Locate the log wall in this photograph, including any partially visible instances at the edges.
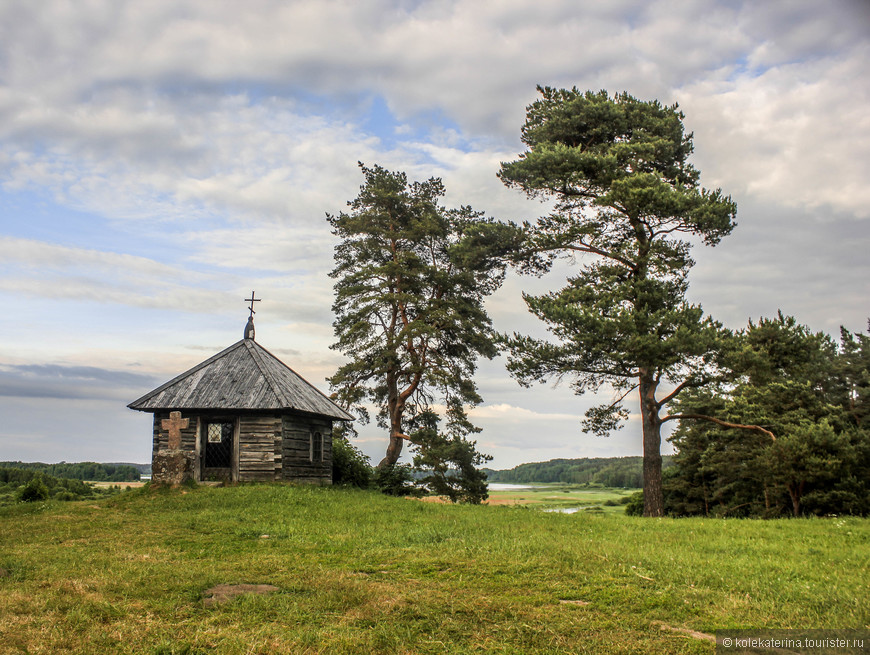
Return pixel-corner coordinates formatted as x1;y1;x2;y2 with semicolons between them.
149;411;333;484
281;415;333;484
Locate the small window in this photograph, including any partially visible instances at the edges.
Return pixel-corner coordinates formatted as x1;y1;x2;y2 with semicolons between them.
310;431;323;463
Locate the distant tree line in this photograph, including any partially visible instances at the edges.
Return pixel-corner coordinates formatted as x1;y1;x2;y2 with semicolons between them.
0;467;123;504
486;456;672;488
0;461;141;482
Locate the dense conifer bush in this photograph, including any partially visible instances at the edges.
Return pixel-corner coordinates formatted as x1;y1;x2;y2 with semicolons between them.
16;477;49;502
331;435;373;488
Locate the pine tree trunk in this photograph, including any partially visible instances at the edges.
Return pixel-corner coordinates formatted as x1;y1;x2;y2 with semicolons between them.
379;369;404;468
639;371;664;517
788;481;803;517
380;433;404;469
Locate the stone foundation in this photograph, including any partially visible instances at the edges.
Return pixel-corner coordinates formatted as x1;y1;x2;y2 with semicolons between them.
152;450;195;485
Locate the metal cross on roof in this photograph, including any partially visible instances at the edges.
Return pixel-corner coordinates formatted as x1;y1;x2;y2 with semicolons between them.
245;291;261;318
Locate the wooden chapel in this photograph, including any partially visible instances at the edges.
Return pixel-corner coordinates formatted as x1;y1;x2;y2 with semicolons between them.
128;294;353;484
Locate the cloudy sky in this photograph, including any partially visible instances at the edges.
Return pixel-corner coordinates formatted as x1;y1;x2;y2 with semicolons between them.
1;0;868;470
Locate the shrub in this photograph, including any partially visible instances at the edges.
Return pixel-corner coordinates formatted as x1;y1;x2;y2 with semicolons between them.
332;435;373;488
624;491;644;516
409;411;491;504
374;463;421;497
17;477;50;503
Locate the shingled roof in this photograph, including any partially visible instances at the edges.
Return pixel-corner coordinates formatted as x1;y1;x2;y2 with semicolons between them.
128;339;353;421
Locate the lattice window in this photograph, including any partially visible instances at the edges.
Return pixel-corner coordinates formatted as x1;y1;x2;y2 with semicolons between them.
208;423;223;443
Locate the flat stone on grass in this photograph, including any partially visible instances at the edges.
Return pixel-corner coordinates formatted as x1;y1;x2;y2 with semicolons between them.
203;583;280;607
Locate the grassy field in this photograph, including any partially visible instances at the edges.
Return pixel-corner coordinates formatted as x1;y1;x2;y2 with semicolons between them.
485;484;635;514
0;484;867;654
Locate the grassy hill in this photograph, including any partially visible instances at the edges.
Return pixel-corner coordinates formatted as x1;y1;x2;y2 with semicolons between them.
0;484;867;654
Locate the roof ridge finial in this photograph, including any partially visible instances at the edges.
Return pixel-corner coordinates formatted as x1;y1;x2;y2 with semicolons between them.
244;290;261;340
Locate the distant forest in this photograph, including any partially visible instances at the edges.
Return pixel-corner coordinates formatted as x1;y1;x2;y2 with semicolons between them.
0;466;128;505
486;457;672;488
0;461;142;482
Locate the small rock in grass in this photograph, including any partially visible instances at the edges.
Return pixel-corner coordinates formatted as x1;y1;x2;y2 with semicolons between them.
203;584;280;607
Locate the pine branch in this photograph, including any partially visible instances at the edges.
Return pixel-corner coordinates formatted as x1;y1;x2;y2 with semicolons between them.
663;413;776;441
656;377;712;409
605;383;639;411
564;242;636;270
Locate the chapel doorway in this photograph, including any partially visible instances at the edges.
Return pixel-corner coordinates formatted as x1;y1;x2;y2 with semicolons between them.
202;420;234;480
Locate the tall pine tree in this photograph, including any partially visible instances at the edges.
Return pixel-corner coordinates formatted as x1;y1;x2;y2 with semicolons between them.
500;87;737;516
328;163;518;470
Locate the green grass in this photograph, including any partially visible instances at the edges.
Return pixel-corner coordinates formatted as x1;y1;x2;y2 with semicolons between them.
0;484;867;654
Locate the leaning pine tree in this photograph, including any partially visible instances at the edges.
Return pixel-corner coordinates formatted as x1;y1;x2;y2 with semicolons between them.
328;164;518;500
499;87;740;517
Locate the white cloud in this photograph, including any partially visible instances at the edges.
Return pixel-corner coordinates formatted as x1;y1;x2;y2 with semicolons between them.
0;93;376;225
0;235;235;311
470;403;579;422
680;49;870;218
686;198;870;335
2;0;866;222
0;363;157;400
738;0;869;68
1;235;176;275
